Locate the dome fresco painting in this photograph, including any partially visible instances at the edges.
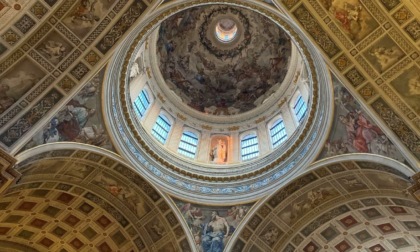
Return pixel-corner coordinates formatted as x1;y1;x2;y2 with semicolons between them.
1;0;419;251
124;4;318;169
156;5;292;115
112;1;333;202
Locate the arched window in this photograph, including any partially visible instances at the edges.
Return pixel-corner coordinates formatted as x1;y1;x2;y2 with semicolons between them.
152;114;171;144
293;94;307;123
178;131;199;158
133;89;150;118
270;118;287;148
241;134;259;161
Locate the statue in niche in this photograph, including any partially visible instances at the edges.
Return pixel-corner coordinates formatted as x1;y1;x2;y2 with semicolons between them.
210;139;227;164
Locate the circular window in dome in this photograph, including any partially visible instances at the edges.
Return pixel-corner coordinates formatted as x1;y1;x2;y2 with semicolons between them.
215;18;238;43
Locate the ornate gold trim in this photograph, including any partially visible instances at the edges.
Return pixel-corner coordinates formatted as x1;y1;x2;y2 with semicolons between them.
408;172;420;202
0;148;20;194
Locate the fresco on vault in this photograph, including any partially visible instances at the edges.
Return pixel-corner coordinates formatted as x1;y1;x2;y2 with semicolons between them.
20;159;67;176
157;242;177;252
22;69;113;151
36;31;74;65
318;75;405;162
62;0;115;38
320;0;379;44
364;172;411;190
0;58;46;114
174;199;254;252
363;35;404;74
278;183;340;227
93;171;151;218
157;5;291;115
390;65;420;115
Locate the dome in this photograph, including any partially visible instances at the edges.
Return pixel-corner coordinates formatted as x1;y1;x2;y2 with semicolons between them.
104;2;333;202
156;5;292;115
2;0;418;251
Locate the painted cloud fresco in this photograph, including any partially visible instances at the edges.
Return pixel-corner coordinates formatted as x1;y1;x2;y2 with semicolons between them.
0;58;46;114
318;75;405;162
363;35;404;74
390;66;420;115
62;0;115;39
174;199;254;252
22;69;113;151
157;5;291;115
321;0;379;44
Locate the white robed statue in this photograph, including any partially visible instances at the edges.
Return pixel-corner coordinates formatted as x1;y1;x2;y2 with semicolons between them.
210;139;227;164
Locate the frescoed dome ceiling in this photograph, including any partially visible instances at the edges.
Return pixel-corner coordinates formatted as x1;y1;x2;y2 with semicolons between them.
111;1;331;202
156;5;292;115
0;0;419;251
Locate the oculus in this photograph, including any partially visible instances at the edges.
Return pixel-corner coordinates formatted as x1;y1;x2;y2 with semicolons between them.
215;18;238;43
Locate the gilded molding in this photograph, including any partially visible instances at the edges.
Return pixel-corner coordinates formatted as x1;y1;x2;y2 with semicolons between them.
0;148;20;195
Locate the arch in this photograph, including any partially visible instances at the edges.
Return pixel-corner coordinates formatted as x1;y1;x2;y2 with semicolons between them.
0;241;38;252
226;156;416;251
11;143;194;252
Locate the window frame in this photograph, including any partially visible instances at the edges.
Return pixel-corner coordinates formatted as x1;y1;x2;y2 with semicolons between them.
178;129;200;159
268;116;288;148
291;91;308;124
240;131;260;161
133;89;151;118
151;112;173;144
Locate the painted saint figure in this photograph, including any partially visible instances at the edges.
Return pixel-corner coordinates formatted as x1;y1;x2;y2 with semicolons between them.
202;211;229;252
71;0;100;24
408;76;420;96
